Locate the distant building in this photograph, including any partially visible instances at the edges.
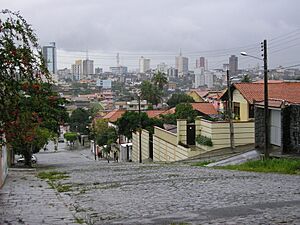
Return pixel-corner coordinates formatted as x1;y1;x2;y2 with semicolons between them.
196;57;206;70
194;68;205;88
223;63;229;71
110;66;128;75
175;51;188;77
71;60;82;80
229;55;238;75
167;67;178;78
57;68;72;80
95;67;103;74
42;42;57;74
139;56;150;73
83;59;94;76
96;79;112;89
204;71;214;88
157;62;168;73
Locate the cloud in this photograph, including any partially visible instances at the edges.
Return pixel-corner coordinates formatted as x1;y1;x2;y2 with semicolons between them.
2;0;300;69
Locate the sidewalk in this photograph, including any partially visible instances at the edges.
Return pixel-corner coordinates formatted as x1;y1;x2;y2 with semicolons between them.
0;169;78;225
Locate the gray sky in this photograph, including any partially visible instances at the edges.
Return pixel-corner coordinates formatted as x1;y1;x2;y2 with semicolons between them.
2;0;300;71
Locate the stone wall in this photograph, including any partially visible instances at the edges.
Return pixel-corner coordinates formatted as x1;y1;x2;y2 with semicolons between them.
282;105;300;153
254;107;265;149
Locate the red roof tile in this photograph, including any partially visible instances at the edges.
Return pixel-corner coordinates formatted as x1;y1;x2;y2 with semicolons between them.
191;103;218;115
103;109;125;122
166;102;218;116
234;82;300;104
146;110;166;118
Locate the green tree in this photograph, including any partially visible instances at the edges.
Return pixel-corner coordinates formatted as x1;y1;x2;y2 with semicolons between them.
116;111;163;139
151;71;168;89
175;103;197;123
0;10;69;166
140;80;162;106
64;132;78;149
167;93;195;108
241;74;251;83
69;108;91;134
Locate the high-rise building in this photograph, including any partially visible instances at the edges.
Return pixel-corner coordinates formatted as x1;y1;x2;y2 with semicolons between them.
175;51;188;77
204;71;214;88
42;42;57;74
167;67;178;78
229;55;238;75
194;68;205;88
83;59;94;76
71;60;82;80
196;57;206;69
139;56;150;73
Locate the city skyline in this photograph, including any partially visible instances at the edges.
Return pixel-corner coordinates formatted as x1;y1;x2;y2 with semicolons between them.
4;0;300;70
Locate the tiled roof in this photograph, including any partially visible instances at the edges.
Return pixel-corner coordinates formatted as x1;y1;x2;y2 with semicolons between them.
102;109;167;122
166;102;218;116
234;82;300;104
191;103;218;115
146;110;166;118
103;109;126;122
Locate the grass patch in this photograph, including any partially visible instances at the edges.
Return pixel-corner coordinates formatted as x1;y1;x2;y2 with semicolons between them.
56;183;72;192
192;161;213;167
75;217;84;224
37;171;70;181
219;158;300;175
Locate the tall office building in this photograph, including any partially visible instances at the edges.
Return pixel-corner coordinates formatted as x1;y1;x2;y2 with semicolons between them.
175;50;189;77
196;57;206;69
229;55;238;75
83;59;94;76
71;60;82;80
194;67;205;88
139;56;150;73
42;42;57;74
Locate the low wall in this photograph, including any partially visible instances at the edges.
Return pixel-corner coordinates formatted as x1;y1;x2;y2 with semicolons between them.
153;127;191;162
132;130;150;162
197;119;254;151
0;144;8;188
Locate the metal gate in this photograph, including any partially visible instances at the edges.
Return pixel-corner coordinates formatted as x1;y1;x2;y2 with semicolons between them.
270;109;281;146
149;134;153;160
187;124;196;145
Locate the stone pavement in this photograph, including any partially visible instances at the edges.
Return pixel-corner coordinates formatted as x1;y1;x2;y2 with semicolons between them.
0;169;77;225
1;145;300;225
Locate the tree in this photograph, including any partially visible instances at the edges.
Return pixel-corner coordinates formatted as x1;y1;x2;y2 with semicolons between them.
0;10;50;128
241;74;251;83
175;103;197;123
64;132;78;149
116;111;163;139
0;10;68;166
167;93;195;108
140;80;162;106
69;108;91;134
151;71;168;90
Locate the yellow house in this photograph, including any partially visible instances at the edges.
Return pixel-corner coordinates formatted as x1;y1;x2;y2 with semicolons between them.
220;81;300;121
187;90;205;102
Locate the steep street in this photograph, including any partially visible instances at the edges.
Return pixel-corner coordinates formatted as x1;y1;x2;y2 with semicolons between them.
1;146;300;225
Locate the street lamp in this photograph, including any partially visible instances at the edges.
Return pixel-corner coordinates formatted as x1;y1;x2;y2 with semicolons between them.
240;39;269;159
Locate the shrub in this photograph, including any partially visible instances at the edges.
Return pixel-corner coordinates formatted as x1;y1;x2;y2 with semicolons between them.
196;135;213;147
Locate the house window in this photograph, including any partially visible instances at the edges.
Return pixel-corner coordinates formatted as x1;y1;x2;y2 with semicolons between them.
233;102;240;119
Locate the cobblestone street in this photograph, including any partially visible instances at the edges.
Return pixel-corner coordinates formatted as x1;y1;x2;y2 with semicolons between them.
1;146;300;225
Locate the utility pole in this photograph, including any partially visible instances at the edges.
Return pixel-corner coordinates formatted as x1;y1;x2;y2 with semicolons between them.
262;39;269;159
138;95;142;163
226;70;235;152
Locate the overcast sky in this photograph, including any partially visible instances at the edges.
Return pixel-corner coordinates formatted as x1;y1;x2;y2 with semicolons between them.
2;0;300;71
